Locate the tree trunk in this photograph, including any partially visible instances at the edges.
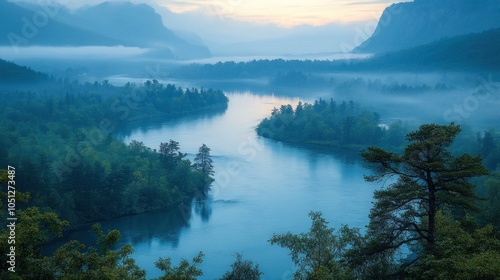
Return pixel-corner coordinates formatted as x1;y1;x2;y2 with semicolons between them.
427;182;436;255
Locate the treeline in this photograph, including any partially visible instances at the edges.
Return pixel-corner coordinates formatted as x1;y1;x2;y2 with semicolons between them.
257;99;408;150
271;71;456;92
332;77;455;93
0;58;48;84
0;80;228;226
172;59;458;92
170;27;500;82
171;59;340;80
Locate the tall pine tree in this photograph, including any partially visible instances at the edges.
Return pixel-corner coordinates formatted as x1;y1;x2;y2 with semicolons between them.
361;123;489;260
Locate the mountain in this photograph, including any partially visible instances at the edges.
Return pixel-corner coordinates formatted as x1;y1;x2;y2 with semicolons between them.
355;0;500;54
360;27;500;71
55;2;211;59
0;58;48;84
0;1;211;59
0;0;122;48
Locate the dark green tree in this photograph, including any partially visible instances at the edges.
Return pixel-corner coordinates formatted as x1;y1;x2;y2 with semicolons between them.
0;175;67;279
220;253;262;280
160;140;187;170
477;173;500;229
361;123;489;260
269;211;359;280
52;224;146;279
193;144;214;177
152;252;204;280
408;211;500;279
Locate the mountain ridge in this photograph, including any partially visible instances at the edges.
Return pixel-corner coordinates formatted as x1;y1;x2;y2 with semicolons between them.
0;58;48;83
0;0;211;59
0;0;123;48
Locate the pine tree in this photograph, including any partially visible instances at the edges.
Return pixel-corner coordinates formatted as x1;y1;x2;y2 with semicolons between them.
193;144;214;177
361;123;489;258
159;140;186;170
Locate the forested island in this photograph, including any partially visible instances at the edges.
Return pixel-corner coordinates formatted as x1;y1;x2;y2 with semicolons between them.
257;99;405;149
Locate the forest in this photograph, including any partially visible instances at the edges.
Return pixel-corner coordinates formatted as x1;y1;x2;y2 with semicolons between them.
0;79;228;226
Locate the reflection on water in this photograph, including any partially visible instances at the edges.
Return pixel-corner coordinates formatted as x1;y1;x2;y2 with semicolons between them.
44;206;190;253
47;93;376;279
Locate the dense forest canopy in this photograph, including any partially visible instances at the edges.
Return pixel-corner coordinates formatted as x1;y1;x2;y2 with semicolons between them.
0;79;228;226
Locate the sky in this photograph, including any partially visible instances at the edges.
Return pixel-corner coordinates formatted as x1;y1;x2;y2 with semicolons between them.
18;0;403;27
157;0;398;26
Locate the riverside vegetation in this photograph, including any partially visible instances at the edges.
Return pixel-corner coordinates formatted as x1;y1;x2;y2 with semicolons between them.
1;120;499;279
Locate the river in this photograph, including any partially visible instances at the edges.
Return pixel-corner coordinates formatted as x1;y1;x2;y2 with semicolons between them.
50;92;376;279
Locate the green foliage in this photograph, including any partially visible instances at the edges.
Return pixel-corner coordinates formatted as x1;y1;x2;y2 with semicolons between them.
193;144;215;187
160;140;187;170
52;224;146;279
220;253;262;280
361;123;489;271
409;212;500;280
476;173;500;229
152;251;204;280
257;99;406;150
0;188;69;279
269;211;360;280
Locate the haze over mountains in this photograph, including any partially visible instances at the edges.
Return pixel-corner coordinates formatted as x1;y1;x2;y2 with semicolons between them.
0;0;211;59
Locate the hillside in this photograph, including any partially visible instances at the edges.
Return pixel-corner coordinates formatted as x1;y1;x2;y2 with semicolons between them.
355;0;500;54
0;0;211;59
362;27;500;71
0;0;122;47
55;2;211;59
0;58;48;84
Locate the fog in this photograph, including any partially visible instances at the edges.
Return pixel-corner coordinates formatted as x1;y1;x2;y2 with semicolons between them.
321;72;500;129
2;44;496;132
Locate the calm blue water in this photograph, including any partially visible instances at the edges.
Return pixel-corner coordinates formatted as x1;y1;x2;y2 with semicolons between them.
50;92;376;279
